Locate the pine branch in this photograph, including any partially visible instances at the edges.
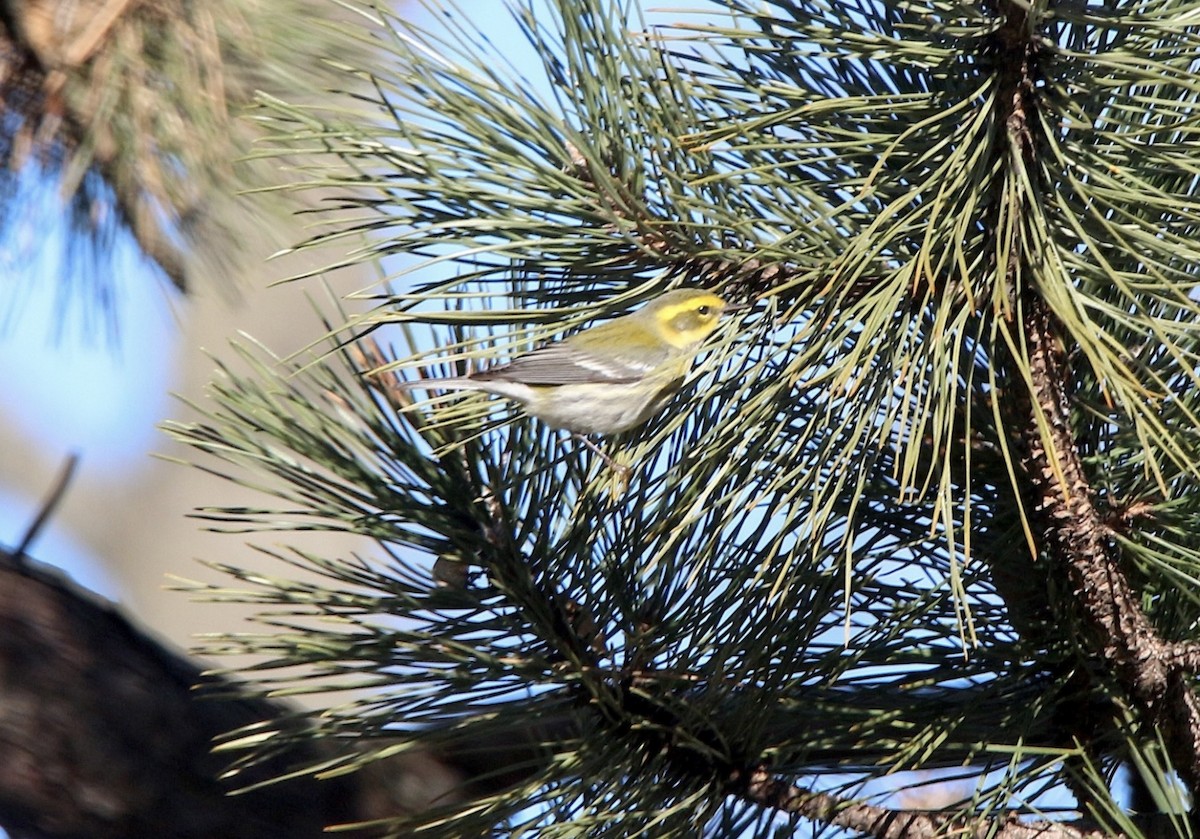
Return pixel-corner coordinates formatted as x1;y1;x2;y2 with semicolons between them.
0;548;447;838
979;0;1200;799
974;13;1116;818
731;766;1117;839
169;2;1200;834
1168;643;1200;675
0;0;364;300
1019;294;1200;795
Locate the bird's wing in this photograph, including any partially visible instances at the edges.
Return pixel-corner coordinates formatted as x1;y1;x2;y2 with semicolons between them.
473;333;670;385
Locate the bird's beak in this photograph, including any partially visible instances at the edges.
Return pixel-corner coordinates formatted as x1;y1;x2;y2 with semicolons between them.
723;300;752;313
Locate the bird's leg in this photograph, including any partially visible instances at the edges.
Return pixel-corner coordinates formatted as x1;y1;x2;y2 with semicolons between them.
571;433;632;482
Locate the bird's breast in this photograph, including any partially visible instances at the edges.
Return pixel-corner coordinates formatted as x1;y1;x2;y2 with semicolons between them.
531;376;684;434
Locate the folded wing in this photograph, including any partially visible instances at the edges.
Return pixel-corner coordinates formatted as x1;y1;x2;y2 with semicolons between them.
472;340;669;385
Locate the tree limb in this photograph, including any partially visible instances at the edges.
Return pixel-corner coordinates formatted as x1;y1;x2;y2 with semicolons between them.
1169;643;1200;675
981;0;1200;808
0;549;363;837
1019;296;1200;793
731;767;1113;839
0;549;489;838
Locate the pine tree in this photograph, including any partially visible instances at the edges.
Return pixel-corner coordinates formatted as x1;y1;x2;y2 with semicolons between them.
168;1;1200;835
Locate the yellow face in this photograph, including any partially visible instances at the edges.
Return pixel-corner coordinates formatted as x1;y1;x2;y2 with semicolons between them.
646;289;730;349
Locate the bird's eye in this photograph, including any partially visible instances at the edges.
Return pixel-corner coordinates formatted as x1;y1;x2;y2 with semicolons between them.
697;305;711;316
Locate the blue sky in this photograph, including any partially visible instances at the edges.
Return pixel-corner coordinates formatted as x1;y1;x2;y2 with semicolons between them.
0;168;179;593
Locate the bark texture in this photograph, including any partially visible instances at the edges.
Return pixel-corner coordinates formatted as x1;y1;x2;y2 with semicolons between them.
0;550;364;838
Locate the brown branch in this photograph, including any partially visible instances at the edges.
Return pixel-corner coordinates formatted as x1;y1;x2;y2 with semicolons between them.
981;0;1200;810
0;549;367;837
1168;643;1200;675
1018;297;1200;792
977;8;1121;817
732;767;1113;839
0;549;522;837
11;454;78;562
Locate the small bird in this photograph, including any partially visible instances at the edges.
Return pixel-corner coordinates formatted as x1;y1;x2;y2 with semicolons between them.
403;288;737;463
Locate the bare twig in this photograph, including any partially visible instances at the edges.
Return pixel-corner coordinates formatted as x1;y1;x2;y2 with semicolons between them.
10;453;79;563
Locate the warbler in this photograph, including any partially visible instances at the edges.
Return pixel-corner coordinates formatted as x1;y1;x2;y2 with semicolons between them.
404;288;736;437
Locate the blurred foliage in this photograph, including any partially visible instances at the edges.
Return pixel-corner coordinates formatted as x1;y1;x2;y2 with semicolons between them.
0;0;375;298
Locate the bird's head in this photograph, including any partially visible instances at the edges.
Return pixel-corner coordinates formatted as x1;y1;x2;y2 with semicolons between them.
644;288;734;349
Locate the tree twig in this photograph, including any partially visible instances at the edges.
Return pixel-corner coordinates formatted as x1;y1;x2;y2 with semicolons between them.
731;766;1113;839
10;453;79;563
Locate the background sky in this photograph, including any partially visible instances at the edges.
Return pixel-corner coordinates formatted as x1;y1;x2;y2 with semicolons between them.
0;0;553;593
0;169;179;597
